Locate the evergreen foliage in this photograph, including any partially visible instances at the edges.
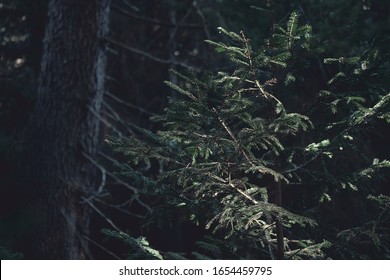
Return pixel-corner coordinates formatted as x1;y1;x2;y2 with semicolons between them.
107;8;389;259
101;229;163;259
103;6;390;258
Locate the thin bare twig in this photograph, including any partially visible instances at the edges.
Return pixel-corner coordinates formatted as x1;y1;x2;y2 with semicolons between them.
193;1;211;39
102;101;135;136
102;100;121;121
88;105;123;137
104;91;156;116
82;152;106;195
99;151;122;166
112;4;202;29
83;235;121;260
104;170;153;214
83;199;123;232
105;37;201;71
95;198;149;219
84;152;152;217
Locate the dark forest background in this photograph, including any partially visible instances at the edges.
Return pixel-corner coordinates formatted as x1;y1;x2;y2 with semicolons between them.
0;0;389;259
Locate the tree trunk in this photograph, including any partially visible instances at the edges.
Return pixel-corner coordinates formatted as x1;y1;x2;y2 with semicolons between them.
26;0;111;259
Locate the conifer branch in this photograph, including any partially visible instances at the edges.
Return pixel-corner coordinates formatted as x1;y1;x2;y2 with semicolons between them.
228;182;259;205
212;107;252;163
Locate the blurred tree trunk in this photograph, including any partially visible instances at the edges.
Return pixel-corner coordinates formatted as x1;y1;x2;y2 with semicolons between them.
26;0;111;259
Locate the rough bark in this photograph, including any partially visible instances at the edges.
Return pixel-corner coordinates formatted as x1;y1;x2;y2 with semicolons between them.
26;0;111;259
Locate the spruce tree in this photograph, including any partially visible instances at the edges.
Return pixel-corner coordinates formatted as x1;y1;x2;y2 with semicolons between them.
107;9;389;259
109;11;323;259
